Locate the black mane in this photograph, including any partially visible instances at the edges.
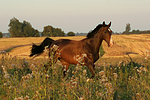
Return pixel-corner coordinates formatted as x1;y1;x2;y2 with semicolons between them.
86;24;103;38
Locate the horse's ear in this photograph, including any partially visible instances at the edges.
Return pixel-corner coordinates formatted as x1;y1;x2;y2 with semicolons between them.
108;22;111;27
103;21;105;26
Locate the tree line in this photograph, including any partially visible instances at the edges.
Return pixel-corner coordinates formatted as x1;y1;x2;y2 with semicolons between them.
122;23;150;34
1;17;150;38
8;17;40;37
5;17;75;37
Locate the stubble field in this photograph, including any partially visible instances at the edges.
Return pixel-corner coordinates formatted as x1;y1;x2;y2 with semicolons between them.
1;34;150;64
0;34;150;100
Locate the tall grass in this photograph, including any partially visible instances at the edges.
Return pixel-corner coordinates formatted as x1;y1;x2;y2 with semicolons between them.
0;51;150;100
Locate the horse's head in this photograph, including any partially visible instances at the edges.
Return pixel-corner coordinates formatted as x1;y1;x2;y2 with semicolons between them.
101;21;114;47
29;43;43;57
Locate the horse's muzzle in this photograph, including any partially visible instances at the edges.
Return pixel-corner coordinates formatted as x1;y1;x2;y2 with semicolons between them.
109;37;114;47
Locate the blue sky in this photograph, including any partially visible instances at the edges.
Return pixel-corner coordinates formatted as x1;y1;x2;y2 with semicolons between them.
0;0;150;33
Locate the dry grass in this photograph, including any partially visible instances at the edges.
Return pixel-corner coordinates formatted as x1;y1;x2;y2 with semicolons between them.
0;34;150;63
103;34;150;57
0;36;85;58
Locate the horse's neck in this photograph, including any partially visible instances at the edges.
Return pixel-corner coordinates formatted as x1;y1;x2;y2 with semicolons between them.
87;31;103;54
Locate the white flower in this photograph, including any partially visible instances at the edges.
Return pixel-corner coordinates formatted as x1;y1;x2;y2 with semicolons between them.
4;74;10;79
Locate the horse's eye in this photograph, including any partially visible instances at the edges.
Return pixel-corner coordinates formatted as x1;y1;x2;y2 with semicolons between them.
104;31;107;33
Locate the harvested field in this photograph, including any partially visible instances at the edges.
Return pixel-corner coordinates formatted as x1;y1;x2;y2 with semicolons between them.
0;34;150;64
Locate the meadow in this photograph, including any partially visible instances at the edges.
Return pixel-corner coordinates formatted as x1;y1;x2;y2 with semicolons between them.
0;35;150;100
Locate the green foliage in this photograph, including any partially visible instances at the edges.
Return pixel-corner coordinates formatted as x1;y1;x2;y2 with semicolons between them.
8;17;39;37
42;25;65;37
122;23;131;34
126;23;131;32
0;52;150;99
67;31;75;36
122;23;150;34
99;45;105;57
132;29;140;34
7;60;32;81
0;32;3;38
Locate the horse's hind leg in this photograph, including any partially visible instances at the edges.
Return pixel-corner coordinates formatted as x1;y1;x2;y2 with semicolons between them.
60;60;70;77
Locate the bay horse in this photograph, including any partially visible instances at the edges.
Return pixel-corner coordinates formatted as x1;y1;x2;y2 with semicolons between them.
30;21;114;77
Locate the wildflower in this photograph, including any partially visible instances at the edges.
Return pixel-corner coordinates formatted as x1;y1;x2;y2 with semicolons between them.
51;44;59;51
97;67;100;69
83;70;87;75
4;74;10;79
142;67;147;72
11;64;15;67
72;71;75;74
36;91;39;95
22;74;32;80
75;66;79;71
18;96;24;100
3;70;8;75
87;78;90;82
105;82;112;88
137;69;141;73
79;97;84;100
0;51;6;54
9;86;12;89
97;93;103;96
113;73;118;80
26;74;32;78
24;95;30;99
101;77;108;83
32;71;37;75
45;74;50;78
14;98;18;100
136;93;140;97
139;67;147;72
118;61;123;68
24;61;29;64
99;71;105;76
3;83;7;86
72;82;78;86
1;65;6;71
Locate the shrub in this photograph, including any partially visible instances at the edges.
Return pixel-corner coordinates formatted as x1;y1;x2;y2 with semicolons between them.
0;32;3;38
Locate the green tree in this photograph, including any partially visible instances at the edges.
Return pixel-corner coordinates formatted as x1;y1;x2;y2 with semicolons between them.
42;25;65;37
0;32;3;38
8;17;39;37
122;23;131;34
42;25;53;36
125;23;131;34
132;29;139;34
67;31;75;36
8;17;23;37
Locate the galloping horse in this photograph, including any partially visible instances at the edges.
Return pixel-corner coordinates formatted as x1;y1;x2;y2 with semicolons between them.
30;21;114;77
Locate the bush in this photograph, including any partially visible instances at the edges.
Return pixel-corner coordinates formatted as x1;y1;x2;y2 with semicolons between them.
67;31;75;36
0;32;3;38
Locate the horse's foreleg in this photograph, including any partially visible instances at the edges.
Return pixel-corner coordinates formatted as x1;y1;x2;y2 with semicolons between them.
87;64;95;78
85;58;95;78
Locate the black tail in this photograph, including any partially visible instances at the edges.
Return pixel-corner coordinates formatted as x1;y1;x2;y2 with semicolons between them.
29;37;54;57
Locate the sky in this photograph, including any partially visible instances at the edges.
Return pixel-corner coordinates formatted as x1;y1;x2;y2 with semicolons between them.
0;0;150;33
